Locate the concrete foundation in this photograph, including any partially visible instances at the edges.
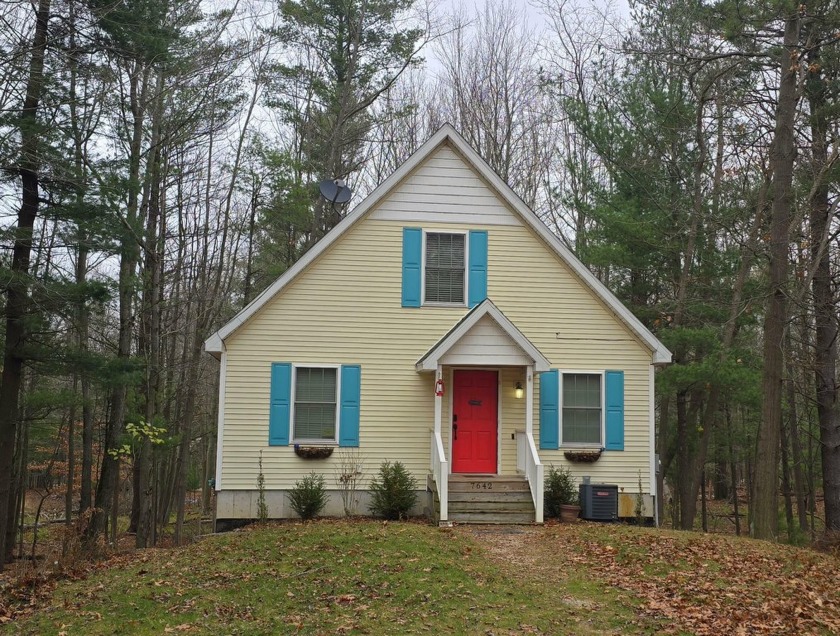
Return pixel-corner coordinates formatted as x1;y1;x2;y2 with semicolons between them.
216;489;433;523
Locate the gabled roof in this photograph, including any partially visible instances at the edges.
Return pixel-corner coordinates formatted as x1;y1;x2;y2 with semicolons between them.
206;124;672;365
415;299;551;372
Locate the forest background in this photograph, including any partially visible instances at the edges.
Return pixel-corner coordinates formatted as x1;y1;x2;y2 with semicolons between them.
0;0;838;568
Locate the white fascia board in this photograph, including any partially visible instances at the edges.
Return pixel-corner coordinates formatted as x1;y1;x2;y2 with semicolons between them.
205;125;458;348
416;299;551;372
204;333;225;357
442;129;673;366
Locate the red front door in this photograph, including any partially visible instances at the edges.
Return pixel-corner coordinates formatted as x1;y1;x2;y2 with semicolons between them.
452;370;498;473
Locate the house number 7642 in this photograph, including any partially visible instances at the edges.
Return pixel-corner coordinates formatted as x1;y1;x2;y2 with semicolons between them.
471;483;493;490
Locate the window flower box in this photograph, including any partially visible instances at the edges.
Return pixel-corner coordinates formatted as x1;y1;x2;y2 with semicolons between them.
294;445;334;460
563;449;602;463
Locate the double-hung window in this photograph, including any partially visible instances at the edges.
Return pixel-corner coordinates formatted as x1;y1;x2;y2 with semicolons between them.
561;373;602;445
424;232;465;305
293;366;338;442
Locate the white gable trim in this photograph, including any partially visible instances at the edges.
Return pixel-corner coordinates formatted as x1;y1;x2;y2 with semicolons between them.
205;124;672;365
416;299;551;372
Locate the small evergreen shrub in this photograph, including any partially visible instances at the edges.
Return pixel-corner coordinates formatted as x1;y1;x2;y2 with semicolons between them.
544;465;578;518
369;461;417;520
288;472;328;520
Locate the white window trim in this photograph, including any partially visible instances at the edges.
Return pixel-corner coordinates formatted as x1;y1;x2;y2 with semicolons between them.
421;229;469;307
559;369;605;449
291;363;340;445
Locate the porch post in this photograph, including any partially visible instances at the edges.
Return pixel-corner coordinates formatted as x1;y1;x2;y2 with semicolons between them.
525;365;534;435
432;364;449;523
434;365;443;437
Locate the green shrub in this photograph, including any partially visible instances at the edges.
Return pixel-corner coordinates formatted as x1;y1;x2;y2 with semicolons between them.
369;461;417;520
288;472;328;520
544;466;578;518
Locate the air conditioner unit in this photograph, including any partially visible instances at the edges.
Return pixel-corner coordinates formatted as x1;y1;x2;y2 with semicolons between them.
579;484;618;521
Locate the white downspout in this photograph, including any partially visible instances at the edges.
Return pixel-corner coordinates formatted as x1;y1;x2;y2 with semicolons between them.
214;350;227;491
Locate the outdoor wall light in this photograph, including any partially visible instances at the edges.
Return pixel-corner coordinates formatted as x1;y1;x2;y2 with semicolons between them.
514;382;524;399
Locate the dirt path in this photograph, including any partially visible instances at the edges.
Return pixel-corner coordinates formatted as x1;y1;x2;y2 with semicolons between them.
457;524;637;633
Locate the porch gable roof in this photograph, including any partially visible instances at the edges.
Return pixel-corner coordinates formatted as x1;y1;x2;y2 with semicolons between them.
415;299;551;372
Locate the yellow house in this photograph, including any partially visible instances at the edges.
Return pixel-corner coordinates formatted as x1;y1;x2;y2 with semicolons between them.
205;125;671;525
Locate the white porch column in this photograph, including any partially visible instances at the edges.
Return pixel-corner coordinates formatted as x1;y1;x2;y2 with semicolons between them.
525;364;534;435
434;365;443;437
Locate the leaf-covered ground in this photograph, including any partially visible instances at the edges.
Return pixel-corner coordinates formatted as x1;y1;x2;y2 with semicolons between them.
3;520;839;635
465;523;840;635
3;521;645;635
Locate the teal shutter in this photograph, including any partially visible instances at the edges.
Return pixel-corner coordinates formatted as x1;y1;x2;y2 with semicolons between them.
468;230;488;308
269;362;292;446
605;370;625;450
339;365;361;447
539;370;559;450
401;228;422;307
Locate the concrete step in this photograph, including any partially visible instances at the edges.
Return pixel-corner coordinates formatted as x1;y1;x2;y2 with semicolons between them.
448;511;535;524
448;490;533;503
448;476;530;493
449;500;535;513
432;475;536;525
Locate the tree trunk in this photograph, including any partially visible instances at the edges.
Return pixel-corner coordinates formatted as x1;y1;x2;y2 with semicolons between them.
79;344;94;513
0;0;51;570
66;379;77;529
780;394;795;540
806;41;840;534
135;71;165;549
85;62;149;549
752;11;801;540
676;390;692;529
656;394;672;525
727;406;741;536
68;0;94;518
714;455;728;501
13;400;31;560
789;395;809;533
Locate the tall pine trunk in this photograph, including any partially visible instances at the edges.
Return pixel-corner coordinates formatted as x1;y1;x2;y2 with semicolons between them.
752;10;801;540
807;43;840;533
0;0;51;570
85;62;149;548
134;71;165;548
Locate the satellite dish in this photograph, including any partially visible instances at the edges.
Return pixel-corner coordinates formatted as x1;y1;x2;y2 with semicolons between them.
319;178;352;205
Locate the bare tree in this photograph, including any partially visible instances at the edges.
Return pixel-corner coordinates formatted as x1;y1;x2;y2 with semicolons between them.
432;1;556;211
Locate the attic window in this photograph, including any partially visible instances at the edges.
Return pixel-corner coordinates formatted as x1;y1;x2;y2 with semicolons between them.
424;232;465;305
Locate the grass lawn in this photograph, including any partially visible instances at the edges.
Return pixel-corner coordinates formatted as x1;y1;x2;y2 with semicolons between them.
4;520;839;635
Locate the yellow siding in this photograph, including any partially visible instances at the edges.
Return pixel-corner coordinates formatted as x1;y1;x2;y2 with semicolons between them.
221;142;655;494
